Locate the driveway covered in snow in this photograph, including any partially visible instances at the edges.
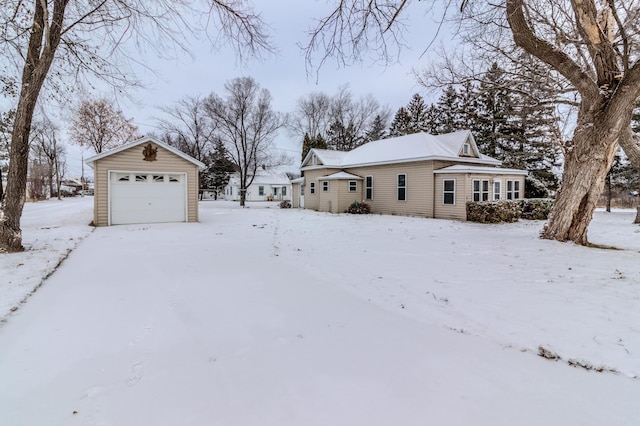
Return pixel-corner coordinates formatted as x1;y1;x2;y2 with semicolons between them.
1;199;639;425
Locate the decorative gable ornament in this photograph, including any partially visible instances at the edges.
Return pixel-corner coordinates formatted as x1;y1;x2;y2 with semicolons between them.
142;143;158;161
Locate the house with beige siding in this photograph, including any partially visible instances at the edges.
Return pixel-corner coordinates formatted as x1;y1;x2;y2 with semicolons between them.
85;136;205;226
291;130;527;220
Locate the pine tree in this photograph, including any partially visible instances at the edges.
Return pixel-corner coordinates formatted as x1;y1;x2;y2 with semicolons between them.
364;115;387;141
434;85;462;134
406;93;428;133
203;139;236;199
301;133;328;160
388;107;411;137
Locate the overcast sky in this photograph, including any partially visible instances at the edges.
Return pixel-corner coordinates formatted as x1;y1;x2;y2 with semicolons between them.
68;1;451;177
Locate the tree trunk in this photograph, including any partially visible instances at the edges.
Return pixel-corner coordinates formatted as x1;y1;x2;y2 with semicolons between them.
0;0;65;251
542;122;618;245
240;188;246;207
635;206;640;224
606;173;612;213
0;168;4;202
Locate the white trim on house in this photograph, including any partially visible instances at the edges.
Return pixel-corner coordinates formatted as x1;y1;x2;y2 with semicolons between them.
85;137;206;170
434;165;529;175
317;171;363;180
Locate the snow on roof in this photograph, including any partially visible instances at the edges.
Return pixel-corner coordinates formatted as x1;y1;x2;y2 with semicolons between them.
228;170;292;186
313;149;349;166
303;130;500;169
434;165;528;175
317;171;363;180
84;136;206;170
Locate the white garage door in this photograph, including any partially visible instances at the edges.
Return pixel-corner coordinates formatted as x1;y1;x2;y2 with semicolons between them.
110;172;187;225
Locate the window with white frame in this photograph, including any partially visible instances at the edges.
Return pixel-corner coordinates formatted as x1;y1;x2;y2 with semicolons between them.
365;176;373;200
443;179;455;205
258;186;264;196
397;174;407;201
493;180;501;201
472;179;489;201
282;186;287;196
323;181;329;192
311;153;318;165
310;182;315;194
462;143;470;155
348;180;357;192
507;180;521;200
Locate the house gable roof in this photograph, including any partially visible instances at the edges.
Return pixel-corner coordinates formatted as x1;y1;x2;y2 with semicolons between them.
301;149;348;168
84;136;206;170
301;130;501;170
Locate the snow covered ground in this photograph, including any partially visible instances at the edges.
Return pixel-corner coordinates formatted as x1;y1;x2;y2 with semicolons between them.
1;198;640;425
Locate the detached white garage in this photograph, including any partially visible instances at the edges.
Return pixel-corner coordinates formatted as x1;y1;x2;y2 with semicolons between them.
85;137;205;226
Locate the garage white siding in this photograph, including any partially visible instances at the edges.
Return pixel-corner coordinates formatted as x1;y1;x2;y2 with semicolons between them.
87;138;204;226
109;172;187;225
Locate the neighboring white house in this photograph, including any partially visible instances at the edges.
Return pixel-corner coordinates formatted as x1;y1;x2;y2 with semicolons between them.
225;169;292;202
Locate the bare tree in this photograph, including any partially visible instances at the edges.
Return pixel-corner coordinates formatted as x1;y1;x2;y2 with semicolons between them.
69;97;139;154
0;1;272;251
30;118;66;200
305;0;640;245
204;77;287;207
156;95;216;163
289;85;390;151
289;92;332;140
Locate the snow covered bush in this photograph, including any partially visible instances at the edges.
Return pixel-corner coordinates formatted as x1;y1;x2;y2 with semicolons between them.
520;198;553;220
347;201;371;214
525;175;550;198
279;200;291;209
466;200;522;223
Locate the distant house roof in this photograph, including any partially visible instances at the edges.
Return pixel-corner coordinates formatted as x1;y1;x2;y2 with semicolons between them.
228;170;292;186
301;130;501;169
434;165;528;175
85;136;206;170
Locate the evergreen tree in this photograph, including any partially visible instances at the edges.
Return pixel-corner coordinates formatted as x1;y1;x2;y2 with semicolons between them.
388;107;411;137
326;119;359;151
434;85;462;134
406;93;428;133
301;133;328;160
202;139;236;200
364;115;387;142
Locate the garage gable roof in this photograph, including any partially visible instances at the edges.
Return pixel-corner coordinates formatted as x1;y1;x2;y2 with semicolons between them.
84;136;206;170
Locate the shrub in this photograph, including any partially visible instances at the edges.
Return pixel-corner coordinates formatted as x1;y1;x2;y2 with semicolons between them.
279;200;291;209
466;200;522;223
347;200;371;214
520;198;553;220
525;175;550;198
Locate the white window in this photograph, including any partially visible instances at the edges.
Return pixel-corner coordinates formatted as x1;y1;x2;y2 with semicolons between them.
282;186;287;196
365;176;373;200
472;179;489;202
310;182;315;194
443;179;455;205
348;180;357;192
462;143;470;155
311;153;318;165
397;174;407;201
507;180;521;200
493;180;501;201
322;181;329;192
258;186;264;196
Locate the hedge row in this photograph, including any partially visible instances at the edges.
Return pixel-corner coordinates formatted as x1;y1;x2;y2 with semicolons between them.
467;198;553;223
